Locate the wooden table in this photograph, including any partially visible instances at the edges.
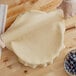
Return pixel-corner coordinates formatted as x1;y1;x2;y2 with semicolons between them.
0;27;75;76
0;0;76;76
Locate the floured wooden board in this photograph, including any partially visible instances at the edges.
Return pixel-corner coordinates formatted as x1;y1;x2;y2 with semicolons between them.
0;0;76;76
0;0;63;29
0;27;75;76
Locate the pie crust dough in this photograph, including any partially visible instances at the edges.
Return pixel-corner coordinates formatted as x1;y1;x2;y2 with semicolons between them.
1;9;65;68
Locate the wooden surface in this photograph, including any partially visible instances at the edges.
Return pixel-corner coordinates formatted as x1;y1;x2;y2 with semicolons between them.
0;0;76;76
0;27;76;76
0;0;63;29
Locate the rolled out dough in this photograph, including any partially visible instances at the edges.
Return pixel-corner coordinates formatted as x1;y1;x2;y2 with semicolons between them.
1;9;65;68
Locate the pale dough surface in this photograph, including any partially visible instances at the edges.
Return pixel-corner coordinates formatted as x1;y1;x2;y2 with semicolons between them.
1;9;65;68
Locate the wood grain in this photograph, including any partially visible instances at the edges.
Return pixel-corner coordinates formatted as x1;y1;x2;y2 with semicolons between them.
0;0;76;76
4;0;76;30
0;27;76;76
0;0;63;29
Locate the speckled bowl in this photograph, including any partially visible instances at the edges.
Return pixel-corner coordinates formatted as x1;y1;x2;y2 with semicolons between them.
64;49;76;76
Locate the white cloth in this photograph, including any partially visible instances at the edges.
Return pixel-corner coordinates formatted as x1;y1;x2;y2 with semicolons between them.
62;0;76;18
